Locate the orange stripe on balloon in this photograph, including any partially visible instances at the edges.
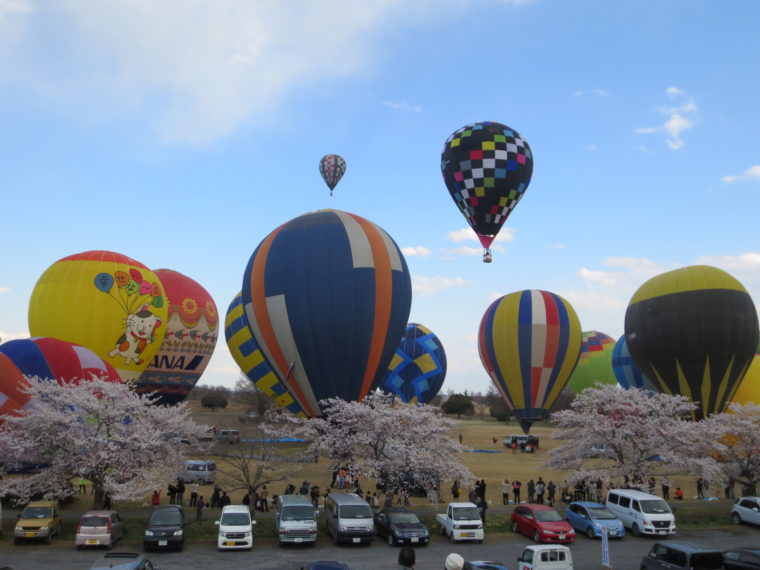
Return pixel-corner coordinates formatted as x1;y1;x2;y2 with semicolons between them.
352;214;393;399
249;227;316;418
0;355;31;416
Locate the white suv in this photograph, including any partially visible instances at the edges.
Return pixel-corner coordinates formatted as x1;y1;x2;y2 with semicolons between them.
731;496;760;526
216;505;255;551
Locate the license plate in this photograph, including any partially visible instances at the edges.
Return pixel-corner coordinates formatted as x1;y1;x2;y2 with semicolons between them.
25;533;36;538
559;533;566;539
294;538;303;543
463;532;474;537
86;539;99;544
411;537;419;543
225;541;236;546
352;537;360;543
609;530;617;536
658;530;666;535
158;540;167;546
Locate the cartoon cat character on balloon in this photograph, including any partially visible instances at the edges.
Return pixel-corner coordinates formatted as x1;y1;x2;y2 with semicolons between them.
109;304;162;365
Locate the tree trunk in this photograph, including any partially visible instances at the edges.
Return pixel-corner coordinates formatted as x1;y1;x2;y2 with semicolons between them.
93;486;106;510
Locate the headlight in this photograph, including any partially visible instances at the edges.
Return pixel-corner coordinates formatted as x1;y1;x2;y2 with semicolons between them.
643;521;653;527
453;524;460;529
15;526;22;532
476;524;483;530
244;531;251;537
39;526;48;531
339;526;347;532
145;530;154;536
173;529;183;536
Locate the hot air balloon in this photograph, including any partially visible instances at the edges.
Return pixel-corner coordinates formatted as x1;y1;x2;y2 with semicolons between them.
624;265;759;420
133;269;218;405
566;331;617;394
730;340;760;405
224;292;307;417
28;251;167;382
319;154;346;196
441;121;533;263
241;209;412;417
479;290;582;433
612;334;655;392
0;337;122;418
383;323;447;404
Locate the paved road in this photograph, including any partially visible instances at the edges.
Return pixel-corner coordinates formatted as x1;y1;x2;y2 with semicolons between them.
2;526;758;570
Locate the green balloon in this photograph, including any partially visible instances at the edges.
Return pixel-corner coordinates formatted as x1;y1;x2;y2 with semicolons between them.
125;280;139;296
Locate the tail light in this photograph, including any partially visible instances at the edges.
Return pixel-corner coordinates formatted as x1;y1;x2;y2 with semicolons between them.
107;518;112;532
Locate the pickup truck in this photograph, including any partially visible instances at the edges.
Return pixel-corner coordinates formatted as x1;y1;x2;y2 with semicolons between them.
435;502;484;543
517;545;573;570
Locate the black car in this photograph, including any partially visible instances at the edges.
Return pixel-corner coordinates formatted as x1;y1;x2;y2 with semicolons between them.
373;507;429;546
640;541;723;570
90;552;159;570
143;506;185;552
724;548;760;569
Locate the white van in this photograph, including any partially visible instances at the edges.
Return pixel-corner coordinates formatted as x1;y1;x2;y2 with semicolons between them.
276;494;319;545
517;545;573;570
324;492;374;545
215;504;255;550
183;460;216;484
606;489;675;537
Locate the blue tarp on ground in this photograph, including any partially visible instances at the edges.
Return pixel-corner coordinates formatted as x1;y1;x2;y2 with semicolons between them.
242;437;307;443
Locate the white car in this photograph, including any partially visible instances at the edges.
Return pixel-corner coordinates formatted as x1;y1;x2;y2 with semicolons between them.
216;505;255;551
731;496;760;526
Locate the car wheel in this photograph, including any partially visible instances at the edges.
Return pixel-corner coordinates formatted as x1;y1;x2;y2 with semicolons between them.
732;512;743;525
587;526;596;539
450;531;457;543
178;541;184;552
533;530;541;543
45;533;52;545
14;537;20;545
512;521;519;533
387;533;395;546
631;523;640;537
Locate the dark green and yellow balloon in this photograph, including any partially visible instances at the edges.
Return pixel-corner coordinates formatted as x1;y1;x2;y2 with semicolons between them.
566;330;617;394
624;265;759;419
383;323;447;404
478;289;582;433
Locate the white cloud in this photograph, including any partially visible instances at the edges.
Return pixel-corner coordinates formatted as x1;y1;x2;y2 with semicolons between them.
447;227;515;243
0;329;29;343
545;243;565;249
411;275;468;297
381;100;422;112
584;144;597;151
0;0;31;21
574;88;608;97
401;245;432;257
0;286;9;294
577;268;619;286
441;245;483;257
636;88;697;150
722;165;760;184
695;253;760;285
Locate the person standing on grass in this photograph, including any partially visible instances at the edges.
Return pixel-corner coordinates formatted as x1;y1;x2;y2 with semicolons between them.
502;478;510;505
196;496;205;520
513;480;521;504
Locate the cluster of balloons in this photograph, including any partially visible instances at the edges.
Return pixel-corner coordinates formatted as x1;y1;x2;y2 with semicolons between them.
227;209;412;417
0;250;219;416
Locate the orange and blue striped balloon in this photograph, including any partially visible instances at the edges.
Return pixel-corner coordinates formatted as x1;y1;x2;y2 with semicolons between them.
478;289;582;433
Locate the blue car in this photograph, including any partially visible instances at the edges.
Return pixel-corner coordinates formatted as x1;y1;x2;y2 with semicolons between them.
565;501;625;539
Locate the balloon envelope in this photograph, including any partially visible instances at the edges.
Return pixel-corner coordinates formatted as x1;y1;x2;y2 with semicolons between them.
0;337;122;417
479;289;582;433
28;251;168;382
624;265;759;419
612;334;656;392
383;323;447;404
319;154;346;195
441;121;533;255
731;340;760;405
224;292;307;417
134;269;218;405
241;209;412;417
566;331;617;394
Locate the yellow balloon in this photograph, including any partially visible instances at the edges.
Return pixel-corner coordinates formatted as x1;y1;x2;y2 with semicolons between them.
28;250;168;382
731;343;760;405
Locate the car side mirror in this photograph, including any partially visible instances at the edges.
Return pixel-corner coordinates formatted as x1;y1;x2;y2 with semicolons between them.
252;520;257;525
214;521;220;526
315;510;319;516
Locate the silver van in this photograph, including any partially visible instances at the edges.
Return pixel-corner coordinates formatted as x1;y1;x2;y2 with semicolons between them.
183;460;216;484
606;489;675;537
324;492;374;545
276;494;319;545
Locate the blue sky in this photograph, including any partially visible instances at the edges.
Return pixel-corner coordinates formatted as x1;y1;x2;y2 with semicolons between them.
1;0;759;396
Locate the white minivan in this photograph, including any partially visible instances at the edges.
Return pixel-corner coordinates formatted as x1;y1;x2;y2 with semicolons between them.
606;489;675;537
215;505;255;551
276;494;319;545
517;545;573;570
324;492;375;545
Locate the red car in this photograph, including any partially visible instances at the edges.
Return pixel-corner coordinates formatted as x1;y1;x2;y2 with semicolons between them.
510;504;576;544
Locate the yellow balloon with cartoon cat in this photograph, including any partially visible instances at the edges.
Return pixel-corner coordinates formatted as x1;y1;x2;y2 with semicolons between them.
28;250;168;382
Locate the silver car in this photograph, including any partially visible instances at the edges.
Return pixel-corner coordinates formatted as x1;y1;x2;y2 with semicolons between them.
75;510;124;549
731;496;760;526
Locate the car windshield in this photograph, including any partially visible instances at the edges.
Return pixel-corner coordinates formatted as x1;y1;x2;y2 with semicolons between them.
150;511;182;525
587;507;617;520
81;516;109;527
389;512;420;524
453;507;480;521
221;513;251;526
340;505;371;519
23;507;53;518
282;506;315;520
640;499;671;514
535;510;563;522
187;464;206;472
690;552;724;569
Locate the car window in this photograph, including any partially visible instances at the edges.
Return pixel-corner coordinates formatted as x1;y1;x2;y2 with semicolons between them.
80;516;109;527
535;510;562;522
150;511;182;525
541;551;566;562
453;507;480;520
221;512;251;525
520;550;533;563
340;505;372;519
632;500;641;512
640;499;671;514
23;506;54;518
724;551;740;561
608;493;619;505
587;507;616;520
389;511;419;524
690;552;723;569
619;496;630;508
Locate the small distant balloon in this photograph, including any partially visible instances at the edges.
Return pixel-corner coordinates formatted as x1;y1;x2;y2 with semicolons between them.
612;334;655;392
566;331;617;394
319;154;346;196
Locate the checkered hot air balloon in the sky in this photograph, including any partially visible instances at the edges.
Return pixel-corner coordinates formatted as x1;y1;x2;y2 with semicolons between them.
441;121;533;263
319;154;346;196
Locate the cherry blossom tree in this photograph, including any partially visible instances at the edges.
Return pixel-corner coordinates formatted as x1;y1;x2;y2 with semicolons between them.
544;384;716;487
263;392;475;504
698;402;760;496
0;377;210;508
